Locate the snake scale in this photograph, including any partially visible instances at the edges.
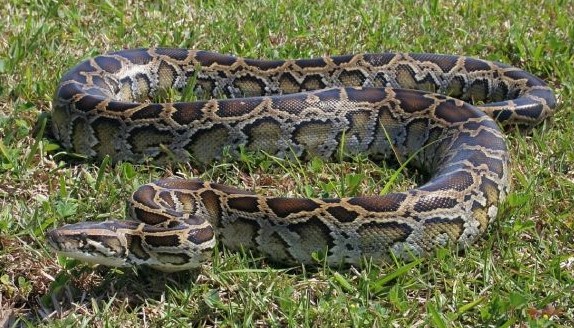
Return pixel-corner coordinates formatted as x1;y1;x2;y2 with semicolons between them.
47;48;556;272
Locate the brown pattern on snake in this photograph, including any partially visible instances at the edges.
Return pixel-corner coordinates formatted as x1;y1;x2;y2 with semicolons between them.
46;48;556;271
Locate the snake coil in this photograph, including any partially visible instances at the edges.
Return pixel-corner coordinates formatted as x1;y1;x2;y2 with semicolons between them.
47;48;555;271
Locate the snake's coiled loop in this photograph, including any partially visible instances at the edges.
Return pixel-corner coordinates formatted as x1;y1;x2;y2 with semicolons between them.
47;48;556;271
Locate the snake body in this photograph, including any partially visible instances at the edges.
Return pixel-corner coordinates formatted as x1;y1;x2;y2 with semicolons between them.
47;48;556;271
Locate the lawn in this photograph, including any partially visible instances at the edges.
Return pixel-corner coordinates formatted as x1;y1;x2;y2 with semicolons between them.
0;0;573;326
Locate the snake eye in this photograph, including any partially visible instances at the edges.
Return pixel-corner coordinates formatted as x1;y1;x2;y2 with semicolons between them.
78;232;88;246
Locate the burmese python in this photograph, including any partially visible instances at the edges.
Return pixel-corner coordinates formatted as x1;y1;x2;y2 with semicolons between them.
47;48;556;271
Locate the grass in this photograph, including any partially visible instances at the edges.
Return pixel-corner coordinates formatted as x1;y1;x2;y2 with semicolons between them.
1;0;573;326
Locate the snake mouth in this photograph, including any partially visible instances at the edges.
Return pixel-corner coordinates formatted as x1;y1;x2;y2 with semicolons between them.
46;228;67;252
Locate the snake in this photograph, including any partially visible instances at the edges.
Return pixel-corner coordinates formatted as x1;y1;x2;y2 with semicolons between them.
46;48;556;272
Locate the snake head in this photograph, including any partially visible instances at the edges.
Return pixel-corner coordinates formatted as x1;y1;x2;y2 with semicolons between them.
47;218;215;272
47;221;141;269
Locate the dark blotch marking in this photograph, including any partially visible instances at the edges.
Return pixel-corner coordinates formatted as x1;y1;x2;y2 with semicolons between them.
171;102;206;125
75;95;105;112
405;117;431;139
60;61;94;85
413;196;457;212
489;109;513;122
413;54;459;72
330;54;358;65
134;207;171;225
348;193;406;212
420;171;474;192
507;87;522;100
57;82;86;100
453;149;505;178
344;109;376;144
345;87;387;102
529;88;556;106
294;57;327;68
480;177;502;205
130;104;165;120
94;56;123;73
154;178;204;190
395;89;436;113
471;200;483;211
515;106;543;120
291;118;337;150
269;94;306;115
326;206;359;223
158;191;176;209
186;226;214;245
503;70;543;87
195;51;237;67
144;234;180;247
154;48;191;61
199;190;222;226
105;101;141;113
183;215;206;227
91;75;110;91
265;231;298;264
217;97;262;117
416;74;440;90
454;126;506;152
228;196;260;213
134;72;152;91
84;87;109;97
267;198;320;218
512;98;547;118
434;100;482;123
463;58;492;72
132;185;162;208
113;49;153;65
127;235;150;260
314;88;342;102
244;58;285;70
158;60;178;77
